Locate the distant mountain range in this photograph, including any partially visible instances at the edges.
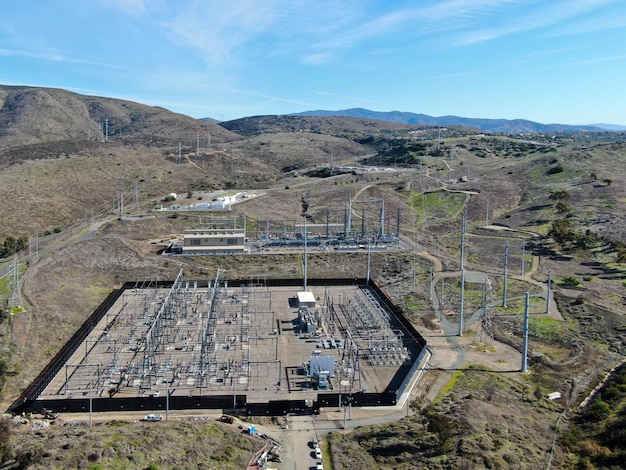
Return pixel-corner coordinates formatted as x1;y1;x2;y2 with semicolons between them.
588;123;626;131
291;108;625;133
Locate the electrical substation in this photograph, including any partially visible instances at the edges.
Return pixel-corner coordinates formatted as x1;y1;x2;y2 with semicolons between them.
168;198;407;255
11;270;430;416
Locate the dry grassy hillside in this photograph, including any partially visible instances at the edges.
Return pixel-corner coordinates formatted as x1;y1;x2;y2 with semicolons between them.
220;114;436;137
0;85;238;149
2;87;626;468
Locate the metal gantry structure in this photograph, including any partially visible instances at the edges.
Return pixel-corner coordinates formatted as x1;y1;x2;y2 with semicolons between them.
251;199;402;249
56;269;282;398
321;286;412;393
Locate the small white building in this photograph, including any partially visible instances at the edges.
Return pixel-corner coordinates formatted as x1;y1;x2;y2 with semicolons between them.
297;291;316;309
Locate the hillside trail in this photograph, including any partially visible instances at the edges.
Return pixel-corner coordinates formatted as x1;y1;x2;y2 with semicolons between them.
483;224;562;321
352;183;373;201
393;167;566;403
412;222;563;404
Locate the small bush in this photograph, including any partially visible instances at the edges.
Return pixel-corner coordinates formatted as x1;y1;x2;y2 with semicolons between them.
561;276;581;287
546;164;564;175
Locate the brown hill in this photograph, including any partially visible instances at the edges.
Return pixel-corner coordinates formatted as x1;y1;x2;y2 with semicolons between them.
0;87;378;237
219;114;478;138
0;85;239;149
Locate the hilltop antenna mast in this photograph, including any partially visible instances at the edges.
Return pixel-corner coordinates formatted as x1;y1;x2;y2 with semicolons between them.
196;131;200;156
178;142;182;164
105;119;109;142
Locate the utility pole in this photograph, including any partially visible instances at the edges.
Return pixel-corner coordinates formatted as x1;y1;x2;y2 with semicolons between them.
366;242;371;284
521;241;526;276
303;216;308;291
441;277;445;319
521;292;530;373
546;270;552;314
429;262;434;302
458;207;467;336
134;180;139;212
119;177;124;218
502;241;509;307
233;372;237;411
485;193;490;226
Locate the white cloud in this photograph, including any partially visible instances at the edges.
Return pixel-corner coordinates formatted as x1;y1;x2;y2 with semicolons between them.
452;0;620;46
555;53;626;67
302;53;334;66
0;47;122;68
0;47;64;61
295;0;524;63
163;1;281;66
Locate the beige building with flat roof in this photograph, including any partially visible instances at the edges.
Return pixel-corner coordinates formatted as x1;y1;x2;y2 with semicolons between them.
182;228;246;255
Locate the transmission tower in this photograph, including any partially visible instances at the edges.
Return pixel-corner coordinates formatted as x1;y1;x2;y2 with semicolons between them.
477;286;494;343
7;255;24;312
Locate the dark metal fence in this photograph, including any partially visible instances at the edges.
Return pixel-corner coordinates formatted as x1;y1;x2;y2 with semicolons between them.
9;277;428;417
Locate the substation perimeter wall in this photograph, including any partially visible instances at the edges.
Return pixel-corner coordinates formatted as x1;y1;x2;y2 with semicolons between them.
8;277;429;416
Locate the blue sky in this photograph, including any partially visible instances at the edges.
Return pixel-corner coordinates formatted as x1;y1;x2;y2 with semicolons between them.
1;0;625;124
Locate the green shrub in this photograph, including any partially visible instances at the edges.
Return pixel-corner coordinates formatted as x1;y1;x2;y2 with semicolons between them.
546;164;564;175
561;276;581;287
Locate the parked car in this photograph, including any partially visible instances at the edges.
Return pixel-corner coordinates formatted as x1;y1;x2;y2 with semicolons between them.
315;447;322;459
141;414;162;422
